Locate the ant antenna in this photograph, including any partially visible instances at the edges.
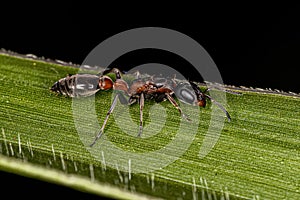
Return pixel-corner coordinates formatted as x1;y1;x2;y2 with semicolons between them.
204;94;231;121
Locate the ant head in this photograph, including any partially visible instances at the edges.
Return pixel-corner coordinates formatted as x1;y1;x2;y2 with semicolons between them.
99;76;114;90
188;81;207;107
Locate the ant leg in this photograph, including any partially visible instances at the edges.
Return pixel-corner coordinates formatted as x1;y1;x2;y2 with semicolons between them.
90;94;119;147
137;93;144;137
166;93;191;121
117;91;129;105
205;94;231;121
128;96;137;105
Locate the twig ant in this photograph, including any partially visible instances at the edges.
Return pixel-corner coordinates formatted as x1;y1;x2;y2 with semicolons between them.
51;68;241;146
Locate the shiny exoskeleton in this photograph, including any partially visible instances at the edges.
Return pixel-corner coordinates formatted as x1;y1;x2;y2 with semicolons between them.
51;68;240;146
51;74;101;97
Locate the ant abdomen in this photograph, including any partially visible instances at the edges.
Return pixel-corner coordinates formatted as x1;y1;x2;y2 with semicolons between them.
51;74;100;97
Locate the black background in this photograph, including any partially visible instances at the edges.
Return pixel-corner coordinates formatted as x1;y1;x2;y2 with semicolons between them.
1;2;300;93
0;2;299;199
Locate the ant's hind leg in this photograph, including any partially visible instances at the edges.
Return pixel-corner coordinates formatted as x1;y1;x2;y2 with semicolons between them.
117;91;129;105
90;94;119;147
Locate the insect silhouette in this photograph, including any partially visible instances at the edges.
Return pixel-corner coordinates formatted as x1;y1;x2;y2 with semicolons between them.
51;68;241;146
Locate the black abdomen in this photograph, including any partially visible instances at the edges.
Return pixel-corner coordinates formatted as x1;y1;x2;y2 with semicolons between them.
51;74;100;97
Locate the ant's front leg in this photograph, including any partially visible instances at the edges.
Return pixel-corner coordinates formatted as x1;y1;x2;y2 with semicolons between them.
165;93;191;121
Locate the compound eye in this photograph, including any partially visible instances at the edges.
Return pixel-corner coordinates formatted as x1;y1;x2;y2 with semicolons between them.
99;76;113;90
180;89;196;104
174;83;197;105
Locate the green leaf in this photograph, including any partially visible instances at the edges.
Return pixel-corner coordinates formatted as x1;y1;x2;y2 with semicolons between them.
0;52;299;199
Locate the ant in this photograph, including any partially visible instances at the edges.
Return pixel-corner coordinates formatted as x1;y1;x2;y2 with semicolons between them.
51;68;241;147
